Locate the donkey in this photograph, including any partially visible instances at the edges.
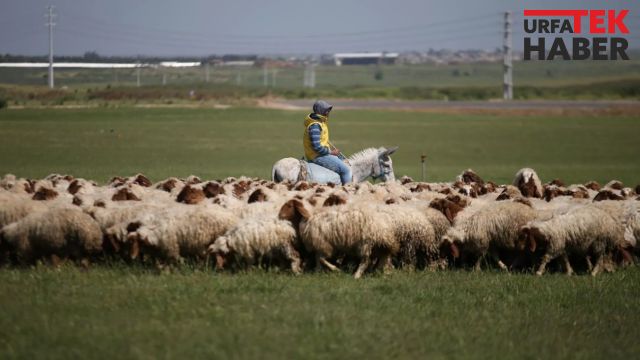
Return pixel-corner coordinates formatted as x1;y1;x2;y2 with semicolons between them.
272;147;398;184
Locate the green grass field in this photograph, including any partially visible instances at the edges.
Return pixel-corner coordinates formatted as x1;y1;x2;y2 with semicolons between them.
1;266;639;359
0;107;638;185
0;107;639;359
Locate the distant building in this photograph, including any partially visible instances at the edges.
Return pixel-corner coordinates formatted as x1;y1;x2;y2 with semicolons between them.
333;52;399;66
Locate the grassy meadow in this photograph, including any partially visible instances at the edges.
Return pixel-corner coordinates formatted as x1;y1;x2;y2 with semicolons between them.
0;107;638;185
0;106;639;359
0;266;639;359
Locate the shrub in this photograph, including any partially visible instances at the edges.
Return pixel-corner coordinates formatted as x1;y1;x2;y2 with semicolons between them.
0;98;7;109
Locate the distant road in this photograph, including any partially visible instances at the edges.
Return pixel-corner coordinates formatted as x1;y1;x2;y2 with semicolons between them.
264;99;640;112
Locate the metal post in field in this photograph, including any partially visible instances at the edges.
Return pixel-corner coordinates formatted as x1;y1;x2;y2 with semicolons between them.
263;63;269;87
45;5;56;89
421;154;427;181
136;63;141;87
162;72;167;86
503;11;513;100
272;68;277;87
309;63;316;88
205;62;210;83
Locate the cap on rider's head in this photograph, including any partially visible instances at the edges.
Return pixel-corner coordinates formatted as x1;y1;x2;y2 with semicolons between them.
313;100;333;116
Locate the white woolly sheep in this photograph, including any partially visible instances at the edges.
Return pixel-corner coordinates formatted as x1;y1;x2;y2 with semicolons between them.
442;201;538;271
297;201;397;279
0;207;102;265
519;205;625;276
126;204;238;264
208;217;302;274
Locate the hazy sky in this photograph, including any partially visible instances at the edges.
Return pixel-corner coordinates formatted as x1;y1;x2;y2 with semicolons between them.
1;0;638;56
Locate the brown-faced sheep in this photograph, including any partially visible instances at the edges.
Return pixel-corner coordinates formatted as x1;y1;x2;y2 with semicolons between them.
442;201;537;271
513;168;543;198
519;205;625;276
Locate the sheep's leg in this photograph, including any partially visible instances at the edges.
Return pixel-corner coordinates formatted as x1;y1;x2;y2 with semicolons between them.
79;257;90;270
490;250;508;272
284;245;302;275
591;254;604;276
586;256;594;272
354;256;372;279
50;254;63;268
316;255;339;272
561;254;574;276
373;252;393;275
536;253;552;276
473;257;483;272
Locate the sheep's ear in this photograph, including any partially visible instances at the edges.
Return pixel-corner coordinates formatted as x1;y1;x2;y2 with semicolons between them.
294;200;311;220
450;242;460;259
278;200;296;221
444;205;455;224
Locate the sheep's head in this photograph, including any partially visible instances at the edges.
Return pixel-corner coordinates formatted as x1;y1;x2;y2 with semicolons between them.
518;176;541;198
429;198;463;224
112;187;141;202
125;227;153;260
247;188;268;203
208;237;230;270
32;187;58;201
593;189;624;202
518;225;546;253
176;185;205;204
441;228;465;259
133;174;152;187
322;194;347;207
203;182;224;198
278;199;311;231
543;185;567;202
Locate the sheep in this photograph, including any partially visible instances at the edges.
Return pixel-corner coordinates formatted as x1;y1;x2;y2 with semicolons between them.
376;203;438;270
0;193;48;228
513;168;543;198
519;205;625;276
442;201;538;271
295;201;397;279
0;207;102;266
126;204;238;265
207;217;302;274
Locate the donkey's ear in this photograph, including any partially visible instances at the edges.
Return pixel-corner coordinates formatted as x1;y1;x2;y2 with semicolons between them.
383;146;399;156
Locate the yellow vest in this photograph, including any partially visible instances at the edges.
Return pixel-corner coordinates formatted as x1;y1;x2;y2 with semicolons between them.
303;114;330;160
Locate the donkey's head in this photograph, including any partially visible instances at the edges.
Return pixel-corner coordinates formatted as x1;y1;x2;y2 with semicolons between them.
373;146;398;182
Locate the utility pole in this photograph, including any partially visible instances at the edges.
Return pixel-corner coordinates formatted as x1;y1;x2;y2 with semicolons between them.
263;63;269;87
45;5;56;89
136;63;141;87
503;11;513;100
303;62;316;88
271;68;277;87
309;63;316;88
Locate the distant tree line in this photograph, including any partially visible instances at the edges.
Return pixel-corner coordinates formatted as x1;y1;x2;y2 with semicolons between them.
0;52;259;63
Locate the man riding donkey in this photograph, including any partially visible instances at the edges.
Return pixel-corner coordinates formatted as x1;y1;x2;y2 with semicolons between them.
303;100;352;185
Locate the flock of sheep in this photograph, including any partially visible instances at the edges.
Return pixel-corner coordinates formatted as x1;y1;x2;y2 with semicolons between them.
0;168;638;278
